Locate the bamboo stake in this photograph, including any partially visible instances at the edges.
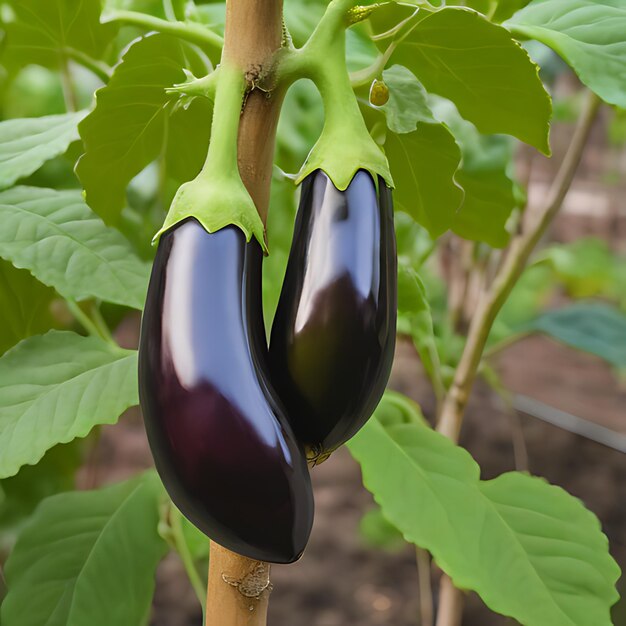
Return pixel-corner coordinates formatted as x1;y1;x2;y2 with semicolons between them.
205;1;284;625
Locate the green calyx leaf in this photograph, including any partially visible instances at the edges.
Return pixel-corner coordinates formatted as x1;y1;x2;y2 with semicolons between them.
294;15;394;190
153;171;267;251
154;63;267;252
296;120;393;191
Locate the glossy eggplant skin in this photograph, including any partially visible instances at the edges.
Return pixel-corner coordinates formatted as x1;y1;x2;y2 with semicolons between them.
138;219;314;564
269;170;397;455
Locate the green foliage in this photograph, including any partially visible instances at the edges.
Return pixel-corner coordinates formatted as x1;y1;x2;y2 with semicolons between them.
349;393;621;626
430;97;521;247
1;473;167;626
0;112;85;189
0;331;138;478
0;261;60;355
360;507;405;550
506;0;626;107
536;238;626;301
0;0;621;622
397;265;444;397
523;303;626;370
385;123;463;238
1;0;116;72
76;33;212;225
490;264;554;345
0;186;151;309
0;442;82;541
390;7;552;153
379;65;436;134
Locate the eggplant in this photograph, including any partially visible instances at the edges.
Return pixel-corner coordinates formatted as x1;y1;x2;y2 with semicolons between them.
139;219;314;564
269;169;397;457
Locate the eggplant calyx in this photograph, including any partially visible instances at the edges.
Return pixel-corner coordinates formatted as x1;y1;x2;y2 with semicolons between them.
152;173;267;252
154;63;268;252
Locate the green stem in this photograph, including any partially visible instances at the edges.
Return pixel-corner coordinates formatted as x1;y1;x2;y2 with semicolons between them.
349;42;396;87
163;0;185;21
67;300;104;339
170;506;206;609
433;89;602;626
201;64;245;179
60;55;78;112
64;48;112;83
89;302;116;345
274;0;391;188
103;10;224;50
483;330;532;358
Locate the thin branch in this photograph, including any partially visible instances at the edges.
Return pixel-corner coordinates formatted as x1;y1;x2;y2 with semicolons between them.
436;90;601;443
103;10;224;51
435;575;463;626
416;547;434;626
66;300;104;339
349;42;396;87
64;47;112;83
60;55;78;112
433;89;602;625
170;506;206;609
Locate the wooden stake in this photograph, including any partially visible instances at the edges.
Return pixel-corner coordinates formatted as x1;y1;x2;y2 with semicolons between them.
223;0;284;225
205;542;272;626
205;2;284;625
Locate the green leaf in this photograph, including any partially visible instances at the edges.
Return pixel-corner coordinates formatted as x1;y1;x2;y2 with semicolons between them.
76;33;212;225
391;7;552;153
0;261;58;355
360;507;405;550
430;96;520;247
379;65;436;134
0;442;81;539
506;0;626;108
0;186;151;310
1;473;167;626
385;122;463;238
536;238;623;299
2;0;116;71
0;112;85;190
492;0;533;22
489;264;554;345
397;266;444;397
348;393;621;626
0;330;138;479
397;264;430;316
101;0;165;16
523;303;626;369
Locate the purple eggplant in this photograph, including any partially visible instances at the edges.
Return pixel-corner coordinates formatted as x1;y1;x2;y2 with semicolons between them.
269;170;397;457
139;219;314;564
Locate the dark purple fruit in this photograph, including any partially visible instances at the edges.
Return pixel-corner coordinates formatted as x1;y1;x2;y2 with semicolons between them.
138;219;314;564
269;170;397;456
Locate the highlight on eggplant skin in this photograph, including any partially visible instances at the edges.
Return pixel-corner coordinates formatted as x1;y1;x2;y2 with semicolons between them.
269;169;397;456
138;219;314;564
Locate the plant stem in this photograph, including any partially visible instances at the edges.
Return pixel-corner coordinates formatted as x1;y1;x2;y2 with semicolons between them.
60;56;78;112
170;506;206;609
64;48;112;83
204;1;284;624
436;90;600;442
416;547;434;626
435;575;463;626
103;10;224;51
349;42;396;87
88;302;116;345
434;89;602;624
66;300;104;339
